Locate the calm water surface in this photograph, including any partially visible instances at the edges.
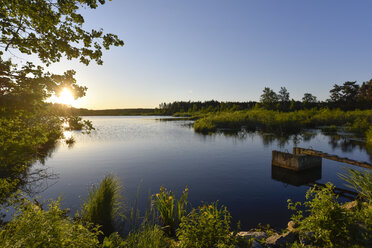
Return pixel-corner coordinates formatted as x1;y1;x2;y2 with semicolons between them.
32;116;371;229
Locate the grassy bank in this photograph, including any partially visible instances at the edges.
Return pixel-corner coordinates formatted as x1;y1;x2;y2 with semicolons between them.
193;108;372;137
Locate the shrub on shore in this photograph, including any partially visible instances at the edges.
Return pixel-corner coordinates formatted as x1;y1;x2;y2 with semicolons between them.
122;224;174;248
177;202;237;248
288;168;372;247
0;197;101;248
194;118;217;133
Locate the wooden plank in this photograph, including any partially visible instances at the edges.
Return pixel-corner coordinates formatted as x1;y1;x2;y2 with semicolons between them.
293;147;372;170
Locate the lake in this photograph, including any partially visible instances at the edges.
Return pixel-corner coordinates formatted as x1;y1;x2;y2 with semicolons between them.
30;116;371;230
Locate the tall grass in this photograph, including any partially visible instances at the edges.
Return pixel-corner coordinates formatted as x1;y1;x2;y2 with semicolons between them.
122;224;175;248
193;108;372;135
81;174;122;236
339;168;372;203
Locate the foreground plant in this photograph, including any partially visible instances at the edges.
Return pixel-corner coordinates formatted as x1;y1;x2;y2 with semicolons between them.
288;179;371;247
120;224;175;248
153;186;188;236
177;202;237;248
81;175;123;236
339;168;372;203
0;197;101;248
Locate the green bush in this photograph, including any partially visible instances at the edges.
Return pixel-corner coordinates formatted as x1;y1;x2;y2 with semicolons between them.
288;183;370;247
177;202;237;248
122;224;175;248
346;117;370;135
65;116;95;134
194;118;217;133
81;175;122;236
102;232;125;248
0;198;101;248
366;126;372;144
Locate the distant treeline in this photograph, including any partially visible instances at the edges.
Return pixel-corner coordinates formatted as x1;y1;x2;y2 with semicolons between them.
155;100;258;115
48;79;372;116
72;108;156;116
156;79;372;115
48;105;156;116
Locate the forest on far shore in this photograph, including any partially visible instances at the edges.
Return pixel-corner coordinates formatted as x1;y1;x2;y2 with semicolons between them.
63;80;372;116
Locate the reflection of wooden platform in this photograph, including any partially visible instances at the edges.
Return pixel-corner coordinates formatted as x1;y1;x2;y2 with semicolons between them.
271;165;321;186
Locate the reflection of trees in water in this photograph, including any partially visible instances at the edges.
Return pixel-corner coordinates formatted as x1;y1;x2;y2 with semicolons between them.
218;129;251;140
327;134;372;161
22;163;59;199
260;133;286;147
23;143;60;198
215;128;371;161
202;128;317;148
0;140;60;201
255;131;316;148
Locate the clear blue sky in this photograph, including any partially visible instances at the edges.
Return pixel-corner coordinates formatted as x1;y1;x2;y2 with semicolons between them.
49;0;372;109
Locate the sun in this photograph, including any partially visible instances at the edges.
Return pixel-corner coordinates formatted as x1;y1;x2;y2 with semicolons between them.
54;88;75;105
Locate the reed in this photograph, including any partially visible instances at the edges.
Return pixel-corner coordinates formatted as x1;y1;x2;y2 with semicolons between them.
81;174;122;236
123;224;174;248
153;186;188;236
339;168;372;203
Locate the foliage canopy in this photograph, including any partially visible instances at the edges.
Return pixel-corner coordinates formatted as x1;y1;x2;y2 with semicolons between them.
0;0;123;65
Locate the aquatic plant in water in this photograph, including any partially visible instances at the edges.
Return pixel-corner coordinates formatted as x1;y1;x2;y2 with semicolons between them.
81;175;122;236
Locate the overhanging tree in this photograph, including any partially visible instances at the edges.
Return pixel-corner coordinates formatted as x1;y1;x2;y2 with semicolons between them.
1;0;123;102
0;0;123;201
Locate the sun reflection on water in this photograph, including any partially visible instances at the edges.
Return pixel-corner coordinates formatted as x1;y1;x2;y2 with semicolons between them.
63;131;72;140
63;121;70;128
